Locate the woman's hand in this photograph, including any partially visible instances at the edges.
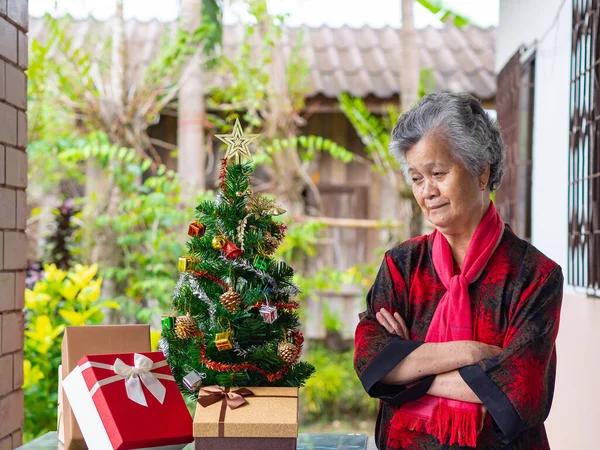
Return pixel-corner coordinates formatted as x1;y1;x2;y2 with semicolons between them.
376;308;410;339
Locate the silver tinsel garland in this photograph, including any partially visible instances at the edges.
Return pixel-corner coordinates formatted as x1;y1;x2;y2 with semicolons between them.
172;273;218;329
232;342;264;359
158;338;169;357
217;254;300;297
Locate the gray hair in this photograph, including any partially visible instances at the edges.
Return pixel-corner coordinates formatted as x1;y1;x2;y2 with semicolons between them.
389;93;505;191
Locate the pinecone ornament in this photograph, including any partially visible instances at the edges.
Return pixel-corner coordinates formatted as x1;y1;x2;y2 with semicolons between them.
175;313;198;339
278;341;298;364
220;287;242;313
263;232;280;254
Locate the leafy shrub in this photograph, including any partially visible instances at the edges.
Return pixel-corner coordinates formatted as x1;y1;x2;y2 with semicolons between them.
52;137;213;323
300;345;378;424
42;199;81;271
23;264;119;442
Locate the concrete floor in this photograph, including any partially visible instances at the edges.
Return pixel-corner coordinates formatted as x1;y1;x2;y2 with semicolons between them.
545;292;600;450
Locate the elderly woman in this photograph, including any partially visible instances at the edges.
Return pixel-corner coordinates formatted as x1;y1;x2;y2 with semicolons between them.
354;93;562;450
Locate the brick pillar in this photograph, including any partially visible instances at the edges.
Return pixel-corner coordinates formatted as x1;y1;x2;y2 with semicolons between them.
0;1;27;449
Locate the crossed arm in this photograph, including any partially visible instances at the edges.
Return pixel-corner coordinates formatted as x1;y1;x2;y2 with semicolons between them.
375;309;502;404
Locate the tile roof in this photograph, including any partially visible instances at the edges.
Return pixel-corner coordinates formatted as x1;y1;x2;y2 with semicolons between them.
29;17;496;100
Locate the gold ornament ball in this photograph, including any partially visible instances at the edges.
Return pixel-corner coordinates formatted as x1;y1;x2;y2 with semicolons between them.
212;236;227;249
278;341;298;364
236;191;244;197
175;313;199;340
220;287;242;313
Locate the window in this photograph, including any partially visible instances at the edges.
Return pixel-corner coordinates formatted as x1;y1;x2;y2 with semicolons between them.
496;49;535;242
568;0;600;294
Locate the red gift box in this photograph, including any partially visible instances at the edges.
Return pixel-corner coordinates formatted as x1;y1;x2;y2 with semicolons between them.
62;351;193;450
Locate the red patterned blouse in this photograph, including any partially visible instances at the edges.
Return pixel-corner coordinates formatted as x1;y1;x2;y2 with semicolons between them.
354;226;563;450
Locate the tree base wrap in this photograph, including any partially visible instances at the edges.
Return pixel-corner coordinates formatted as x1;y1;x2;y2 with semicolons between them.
62;352;193;450
391;397;482;448
193;387;298;439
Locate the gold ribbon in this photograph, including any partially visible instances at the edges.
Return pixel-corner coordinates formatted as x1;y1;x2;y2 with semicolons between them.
198;386;255;437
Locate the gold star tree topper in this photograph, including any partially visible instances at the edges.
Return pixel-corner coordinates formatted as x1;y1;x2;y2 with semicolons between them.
215;118;260;164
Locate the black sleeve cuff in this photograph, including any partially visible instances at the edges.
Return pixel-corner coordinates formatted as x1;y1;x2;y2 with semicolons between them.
459;364;524;443
360;336;435;407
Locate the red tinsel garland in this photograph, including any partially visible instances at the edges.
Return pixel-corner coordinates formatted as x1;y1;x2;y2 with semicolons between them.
252;301;300;311
193;270;228;290
195;329;304;382
218;157;228;189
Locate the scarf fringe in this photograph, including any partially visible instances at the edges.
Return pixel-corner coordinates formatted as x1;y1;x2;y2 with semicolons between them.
391;403;481;448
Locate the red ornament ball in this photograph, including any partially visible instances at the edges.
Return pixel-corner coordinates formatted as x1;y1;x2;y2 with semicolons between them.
222;241;242;259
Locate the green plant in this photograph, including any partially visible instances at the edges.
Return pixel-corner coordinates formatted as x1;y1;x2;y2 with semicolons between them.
41;136;212;323
207;0;355;221
294;259;380;305
29;13;221;159
416;0;470;27
322;303;343;334
23;264;119;442
275;219;326;263
253;135;354;168
42;199;80;271
301;345;378;424
338;67;437;238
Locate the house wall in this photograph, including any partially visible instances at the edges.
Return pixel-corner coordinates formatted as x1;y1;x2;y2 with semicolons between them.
498;1;600;448
303;112;398;340
496;0;571;270
0;1;27;448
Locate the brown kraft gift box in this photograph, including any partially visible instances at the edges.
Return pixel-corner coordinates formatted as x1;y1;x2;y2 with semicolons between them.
61;324;151;449
193;386;298;450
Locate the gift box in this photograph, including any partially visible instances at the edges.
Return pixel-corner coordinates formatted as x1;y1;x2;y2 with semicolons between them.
61;325;151;449
62;351;193;450
193;386;298;450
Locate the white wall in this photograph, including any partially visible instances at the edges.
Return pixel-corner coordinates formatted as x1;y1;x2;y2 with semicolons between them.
498;2;600;449
545;293;600;449
497;0;571;270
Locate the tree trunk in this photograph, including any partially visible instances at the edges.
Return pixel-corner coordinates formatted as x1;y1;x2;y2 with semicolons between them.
401;0;423;237
400;0;420;109
99;0;128;322
258;10;306;219
112;0;127;114
177;0;207;199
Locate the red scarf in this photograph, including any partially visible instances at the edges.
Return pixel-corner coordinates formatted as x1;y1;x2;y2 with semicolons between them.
390;201;504;447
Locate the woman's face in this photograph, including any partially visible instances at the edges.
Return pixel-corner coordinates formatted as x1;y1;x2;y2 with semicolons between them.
406;133;489;235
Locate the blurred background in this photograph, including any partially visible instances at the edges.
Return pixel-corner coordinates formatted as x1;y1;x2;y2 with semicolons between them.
15;0;597;448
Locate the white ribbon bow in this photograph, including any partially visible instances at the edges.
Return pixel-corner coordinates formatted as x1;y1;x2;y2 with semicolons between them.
113;354;167;407
82;353;173;407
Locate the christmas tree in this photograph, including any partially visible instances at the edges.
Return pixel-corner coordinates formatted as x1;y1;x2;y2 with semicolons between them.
161;119;315;397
